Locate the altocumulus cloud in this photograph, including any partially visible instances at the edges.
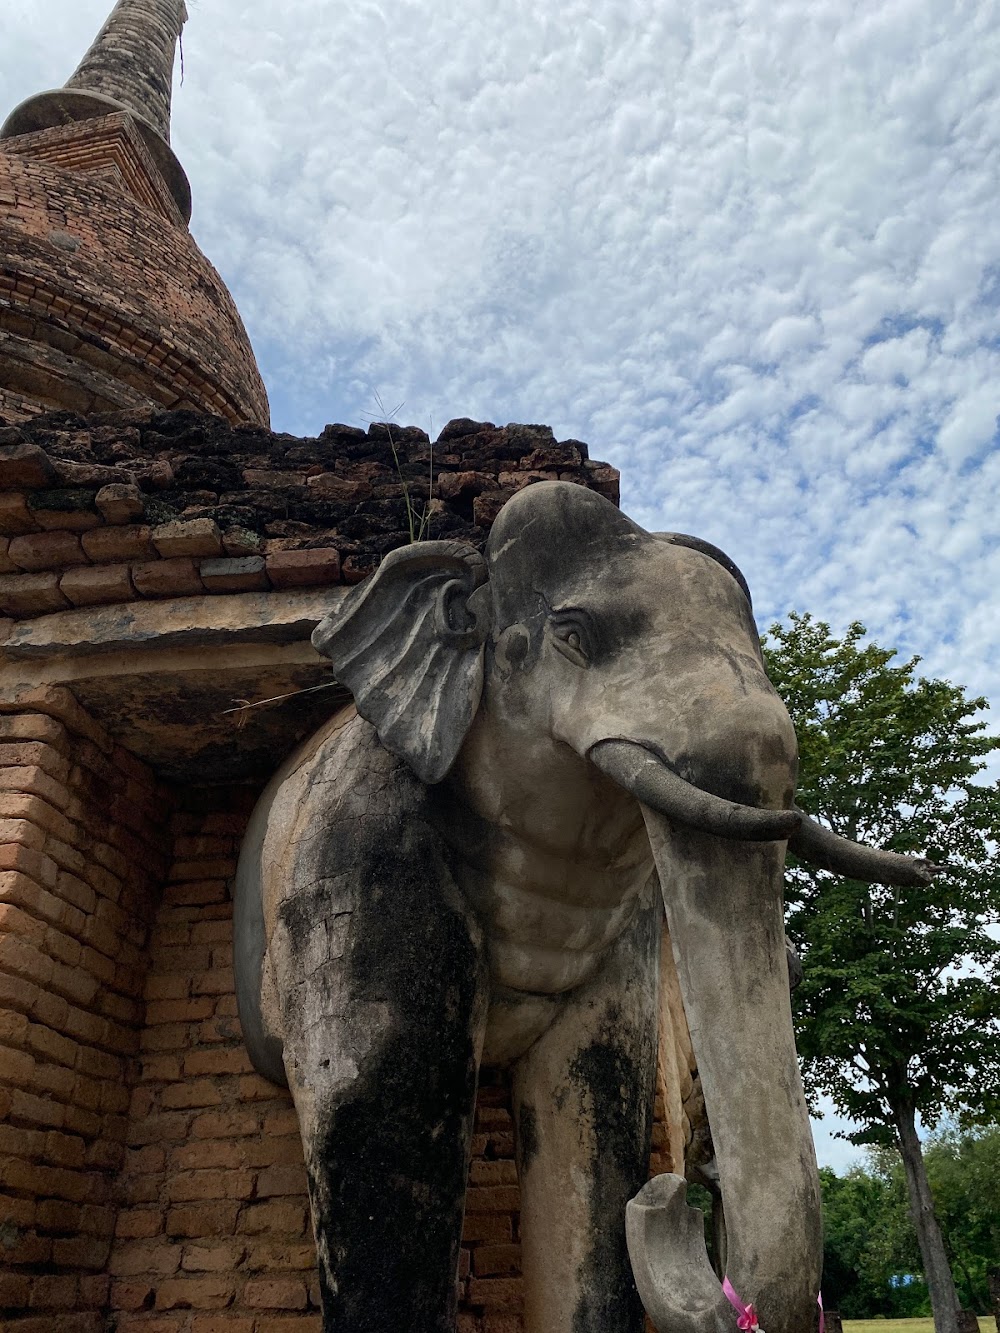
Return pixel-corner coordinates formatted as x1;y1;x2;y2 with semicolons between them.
5;0;1000;1167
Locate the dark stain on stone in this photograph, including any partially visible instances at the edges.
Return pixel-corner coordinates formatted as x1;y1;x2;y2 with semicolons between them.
568;1006;654;1333
285;780;486;1332
517;1101;539;1174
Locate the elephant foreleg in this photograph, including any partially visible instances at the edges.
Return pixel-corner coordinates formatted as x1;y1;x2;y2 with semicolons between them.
272;807;490;1333
511;877;661;1333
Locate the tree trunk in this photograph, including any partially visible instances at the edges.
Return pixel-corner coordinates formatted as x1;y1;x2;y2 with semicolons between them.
988;1266;999;1332
892;1098;961;1333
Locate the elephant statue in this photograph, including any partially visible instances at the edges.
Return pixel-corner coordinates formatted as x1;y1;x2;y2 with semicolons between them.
233;480;937;1333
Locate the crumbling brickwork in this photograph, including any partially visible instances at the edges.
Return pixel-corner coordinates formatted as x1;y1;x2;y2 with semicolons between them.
0;410;618;619
0;145;267;425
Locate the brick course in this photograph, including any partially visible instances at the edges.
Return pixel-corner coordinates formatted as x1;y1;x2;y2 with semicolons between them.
0;409;619;620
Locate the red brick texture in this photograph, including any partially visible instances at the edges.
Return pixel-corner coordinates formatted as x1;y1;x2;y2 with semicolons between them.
0;410;619;619
104;785;324;1332
0;686;173;1332
0;139;268;425
105;790;532;1331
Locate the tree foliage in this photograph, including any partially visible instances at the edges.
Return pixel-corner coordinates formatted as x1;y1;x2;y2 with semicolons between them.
762;612;1000;1141
820;1126;1000;1316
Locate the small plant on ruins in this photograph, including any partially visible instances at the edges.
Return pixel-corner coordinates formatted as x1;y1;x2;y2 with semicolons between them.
368;391;434;543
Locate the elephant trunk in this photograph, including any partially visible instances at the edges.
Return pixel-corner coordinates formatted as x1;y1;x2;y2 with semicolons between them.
628;810;823;1333
790;809;942;885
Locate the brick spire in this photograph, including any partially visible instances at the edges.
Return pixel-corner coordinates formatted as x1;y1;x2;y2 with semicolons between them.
1;0;192;220
66;0;189;145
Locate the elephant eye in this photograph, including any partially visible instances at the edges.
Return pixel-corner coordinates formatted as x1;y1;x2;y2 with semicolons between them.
549;613;591;667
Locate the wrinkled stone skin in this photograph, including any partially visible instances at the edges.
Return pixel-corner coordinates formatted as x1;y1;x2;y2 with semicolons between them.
234;481;824;1333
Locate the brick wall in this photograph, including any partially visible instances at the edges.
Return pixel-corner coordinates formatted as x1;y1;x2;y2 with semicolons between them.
0;410;618;620
0;140;267;425
107;784;326;1332
0;686;173;1332
6;115;184;224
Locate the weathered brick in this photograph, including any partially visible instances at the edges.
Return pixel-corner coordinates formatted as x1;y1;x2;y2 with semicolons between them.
244;1240;316;1271
255;1163;308;1197
8;531;87;572
111;1280;157;1311
132;557;204;597
237;1200;307;1235
160;1079;224;1110
165;1169;255;1203
243;1136;304;1169
127;1112;191;1146
115;1208;165;1239
183;1046;253;1077
172;1140;244;1171
265;547;341;588
145;972;190;1001
81;522;155;561
51;1234;112;1268
180;1240;247;1272
473;1244;522;1276
154;1276;236;1310
27;1272;79;1308
464;1185;522;1217
0;443;57;489
147;997;215;1024
0;571;71;615
0;491;39;535
109;1240;184;1277
152;519;224;559
60;562;135;606
242;1277;309;1310
198;555;269;591
164;1202;241;1240
95;484;145;525
467;1277;524;1310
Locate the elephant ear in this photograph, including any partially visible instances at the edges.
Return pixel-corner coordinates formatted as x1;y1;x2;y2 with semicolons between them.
311;541;491;784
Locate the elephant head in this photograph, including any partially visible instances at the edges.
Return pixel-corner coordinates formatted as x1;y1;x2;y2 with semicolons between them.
310;480;937;1333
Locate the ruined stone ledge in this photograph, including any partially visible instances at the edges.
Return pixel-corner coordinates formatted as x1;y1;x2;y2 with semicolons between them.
0;408;619;620
0;588;345;659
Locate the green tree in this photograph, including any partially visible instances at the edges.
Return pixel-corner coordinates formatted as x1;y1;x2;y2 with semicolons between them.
819;1161;925;1318
762;613;1000;1333
923;1125;1000;1310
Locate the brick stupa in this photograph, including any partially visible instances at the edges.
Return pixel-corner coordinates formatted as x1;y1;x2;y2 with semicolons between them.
0;0;268;425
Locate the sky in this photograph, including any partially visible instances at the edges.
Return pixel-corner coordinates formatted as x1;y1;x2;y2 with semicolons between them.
5;0;1000;1171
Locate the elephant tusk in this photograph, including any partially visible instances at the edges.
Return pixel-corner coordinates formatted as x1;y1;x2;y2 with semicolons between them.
588;740;800;842
789;809;944;886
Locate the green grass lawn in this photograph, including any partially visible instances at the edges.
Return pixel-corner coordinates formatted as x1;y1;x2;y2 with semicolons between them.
844;1321;994;1332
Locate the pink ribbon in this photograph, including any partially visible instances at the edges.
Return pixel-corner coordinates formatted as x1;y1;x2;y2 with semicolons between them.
723;1277;760;1330
723;1279;826;1333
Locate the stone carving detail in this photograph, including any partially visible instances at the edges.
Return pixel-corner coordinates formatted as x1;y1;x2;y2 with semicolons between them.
233;481;938;1333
